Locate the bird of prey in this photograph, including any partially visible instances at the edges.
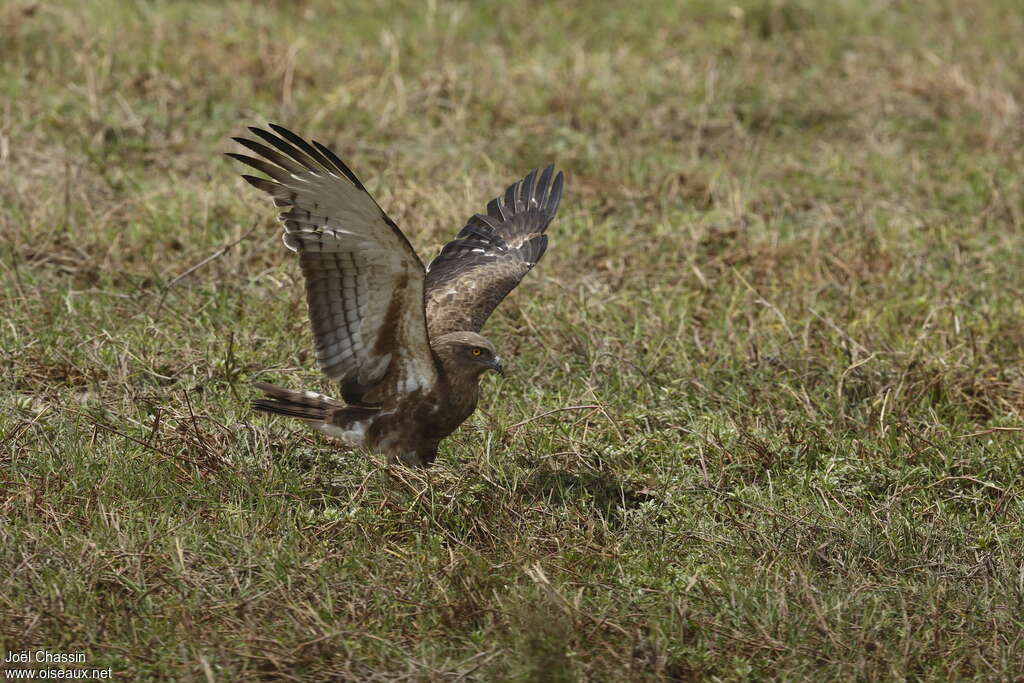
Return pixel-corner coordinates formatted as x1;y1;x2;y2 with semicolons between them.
229;125;563;467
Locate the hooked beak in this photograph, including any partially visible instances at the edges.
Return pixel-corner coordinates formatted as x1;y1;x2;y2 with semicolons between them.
490;356;505;377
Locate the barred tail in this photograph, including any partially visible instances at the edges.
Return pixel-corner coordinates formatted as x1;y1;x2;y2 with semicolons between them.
251;382;342;422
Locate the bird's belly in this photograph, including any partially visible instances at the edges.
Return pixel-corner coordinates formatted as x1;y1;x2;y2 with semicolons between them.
417;401;476;441
365;400;470;451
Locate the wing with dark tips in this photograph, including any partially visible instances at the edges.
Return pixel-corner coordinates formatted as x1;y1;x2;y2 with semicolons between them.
424;165;564;337
229;125;438;405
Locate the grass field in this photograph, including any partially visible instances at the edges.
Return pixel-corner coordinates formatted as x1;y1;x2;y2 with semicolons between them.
3;0;1024;679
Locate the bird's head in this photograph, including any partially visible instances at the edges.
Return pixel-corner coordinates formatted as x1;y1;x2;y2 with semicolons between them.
432;331;504;378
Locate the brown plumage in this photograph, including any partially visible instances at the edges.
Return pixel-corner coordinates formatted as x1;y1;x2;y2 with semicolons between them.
229;125;563;466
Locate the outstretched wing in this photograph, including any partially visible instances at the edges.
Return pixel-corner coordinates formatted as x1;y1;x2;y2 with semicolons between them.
424;165;564;338
229;125;437;405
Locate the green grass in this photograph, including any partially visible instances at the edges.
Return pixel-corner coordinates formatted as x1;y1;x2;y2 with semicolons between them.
3;0;1024;679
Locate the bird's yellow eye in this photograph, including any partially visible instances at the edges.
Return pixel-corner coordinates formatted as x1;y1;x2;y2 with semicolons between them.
471;348;482;356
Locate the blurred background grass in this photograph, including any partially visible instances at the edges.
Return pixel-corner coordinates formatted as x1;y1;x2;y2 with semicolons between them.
2;0;1024;679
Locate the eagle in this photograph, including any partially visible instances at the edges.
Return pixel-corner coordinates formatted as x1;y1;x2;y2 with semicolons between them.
228;125;564;467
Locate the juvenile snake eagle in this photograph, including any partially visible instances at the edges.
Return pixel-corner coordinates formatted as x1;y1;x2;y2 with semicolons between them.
229;125;563;466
